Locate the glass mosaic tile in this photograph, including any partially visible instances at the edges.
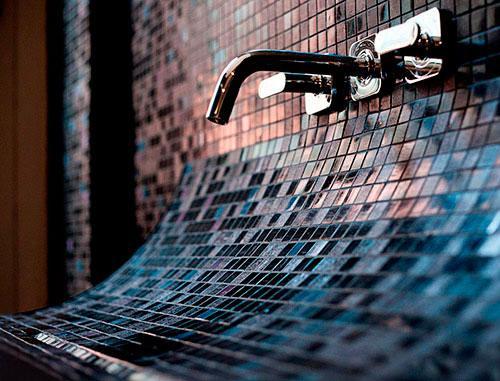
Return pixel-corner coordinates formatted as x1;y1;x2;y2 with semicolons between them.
2;72;500;378
5;0;499;379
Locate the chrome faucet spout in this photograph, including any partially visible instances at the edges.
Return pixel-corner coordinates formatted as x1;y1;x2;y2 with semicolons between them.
206;49;378;125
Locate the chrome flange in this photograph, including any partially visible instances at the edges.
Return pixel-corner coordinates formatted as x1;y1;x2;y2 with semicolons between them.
349;35;381;101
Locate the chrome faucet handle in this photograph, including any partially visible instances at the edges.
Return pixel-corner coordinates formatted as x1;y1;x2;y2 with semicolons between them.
258;73;331;99
258;73;288;98
374;22;420;56
258;72;347;115
374;8;447;83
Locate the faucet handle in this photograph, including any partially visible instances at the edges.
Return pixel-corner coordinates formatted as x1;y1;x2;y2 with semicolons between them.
258;72;346;115
374;22;420;55
258;73;332;99
258;73;287;98
374;8;447;83
374;8;444;57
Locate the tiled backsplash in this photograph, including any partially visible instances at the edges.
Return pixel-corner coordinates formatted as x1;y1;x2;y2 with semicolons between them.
0;1;497;379
63;0;499;293
2;74;499;379
131;0;499;235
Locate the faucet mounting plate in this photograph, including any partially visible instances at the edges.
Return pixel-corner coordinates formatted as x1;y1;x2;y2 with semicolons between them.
403;8;444;83
349;35;381;101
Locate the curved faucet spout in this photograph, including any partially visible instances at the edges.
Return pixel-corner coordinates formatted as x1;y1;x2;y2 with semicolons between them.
206;49;378;125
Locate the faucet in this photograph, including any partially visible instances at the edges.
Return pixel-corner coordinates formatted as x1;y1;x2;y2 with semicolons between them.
206;49;380;125
206;8;448;125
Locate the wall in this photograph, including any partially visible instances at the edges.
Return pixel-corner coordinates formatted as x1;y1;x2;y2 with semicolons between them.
131;0;499;237
0;0;48;312
61;0;499;294
61;0;92;295
60;0;138;296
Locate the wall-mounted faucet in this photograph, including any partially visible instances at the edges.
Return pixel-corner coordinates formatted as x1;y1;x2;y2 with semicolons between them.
206;8;448;125
206;50;379;125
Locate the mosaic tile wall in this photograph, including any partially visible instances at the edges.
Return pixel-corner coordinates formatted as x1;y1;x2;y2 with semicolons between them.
0;1;496;380
0;69;499;377
131;0;500;240
62;0;92;295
